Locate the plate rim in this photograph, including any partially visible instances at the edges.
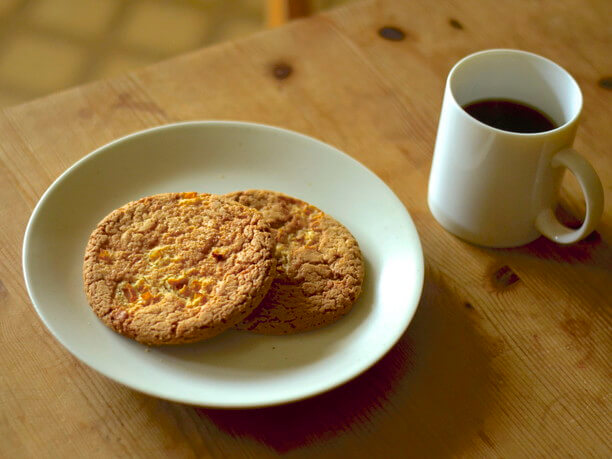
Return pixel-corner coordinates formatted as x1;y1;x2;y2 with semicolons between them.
22;120;424;408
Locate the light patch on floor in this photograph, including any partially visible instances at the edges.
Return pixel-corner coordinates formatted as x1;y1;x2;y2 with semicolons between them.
0;0;355;108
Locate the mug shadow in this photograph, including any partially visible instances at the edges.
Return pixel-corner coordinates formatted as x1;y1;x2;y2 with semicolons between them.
193;266;499;456
498;206;612;271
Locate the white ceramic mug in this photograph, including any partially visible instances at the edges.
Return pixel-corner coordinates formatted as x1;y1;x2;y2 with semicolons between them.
428;49;604;248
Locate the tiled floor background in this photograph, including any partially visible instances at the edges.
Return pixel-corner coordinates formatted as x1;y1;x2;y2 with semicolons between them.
0;0;353;108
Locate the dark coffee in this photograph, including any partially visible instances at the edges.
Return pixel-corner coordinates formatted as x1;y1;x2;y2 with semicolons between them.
462;99;557;133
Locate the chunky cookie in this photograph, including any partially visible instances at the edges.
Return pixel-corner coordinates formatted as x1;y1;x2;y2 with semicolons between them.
83;192;276;345
225;190;364;334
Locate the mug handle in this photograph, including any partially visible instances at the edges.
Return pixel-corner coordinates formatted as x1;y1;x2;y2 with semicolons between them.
535;148;604;244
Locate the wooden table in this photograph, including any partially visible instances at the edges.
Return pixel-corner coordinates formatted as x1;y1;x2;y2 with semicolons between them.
1;0;610;457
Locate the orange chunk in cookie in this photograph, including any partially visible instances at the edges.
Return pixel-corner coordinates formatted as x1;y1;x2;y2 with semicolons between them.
211;247;229;260
195;277;216;294
167;276;188;289
164;275;216;306
148;246;167;260
98;249;111;261
140;291;155;305
191;279;201;290
178;284;192;297
293;228;316;245
178;192;206;206
303;230;316;245
122;283;138;302
119;278;161;306
134;278;146;291
186;292;205;307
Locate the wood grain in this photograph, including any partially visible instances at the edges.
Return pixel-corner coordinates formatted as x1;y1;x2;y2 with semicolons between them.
1;0;610;457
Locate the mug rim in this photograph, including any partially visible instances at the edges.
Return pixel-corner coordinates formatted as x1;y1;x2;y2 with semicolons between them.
447;49;583;137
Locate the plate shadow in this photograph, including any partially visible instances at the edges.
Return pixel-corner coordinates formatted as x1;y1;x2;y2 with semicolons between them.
193;266;499;456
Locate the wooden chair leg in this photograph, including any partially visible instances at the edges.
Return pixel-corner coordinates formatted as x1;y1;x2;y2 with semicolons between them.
266;0;310;28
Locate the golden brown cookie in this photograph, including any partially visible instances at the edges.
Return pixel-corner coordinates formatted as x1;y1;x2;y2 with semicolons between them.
225;190;364;334
83;192;276;345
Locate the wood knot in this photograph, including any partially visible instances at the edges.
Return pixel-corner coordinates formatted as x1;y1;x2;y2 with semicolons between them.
464;302;474;310
598;77;612;90
378;26;405;41
491;265;520;290
272;63;292;80
449;18;464;29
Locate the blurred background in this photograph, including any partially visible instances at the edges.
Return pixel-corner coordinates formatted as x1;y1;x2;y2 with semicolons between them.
0;0;355;108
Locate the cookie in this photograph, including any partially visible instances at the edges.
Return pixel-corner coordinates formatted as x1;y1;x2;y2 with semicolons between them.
83;192;276;345
225;190;364;334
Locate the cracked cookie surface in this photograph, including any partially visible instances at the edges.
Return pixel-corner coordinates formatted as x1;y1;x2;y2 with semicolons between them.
83;192;276;345
226;190;364;334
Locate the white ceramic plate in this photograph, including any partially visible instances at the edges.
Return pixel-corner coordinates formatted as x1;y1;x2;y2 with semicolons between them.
23;121;423;408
